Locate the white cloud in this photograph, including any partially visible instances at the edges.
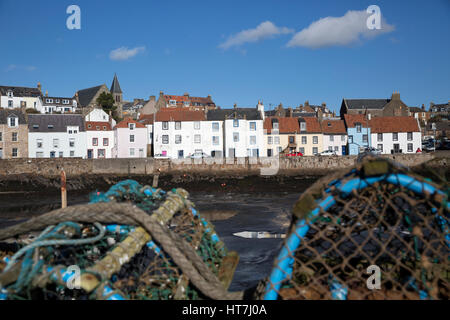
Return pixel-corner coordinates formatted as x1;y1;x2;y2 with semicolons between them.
109;46;146;61
219;21;294;50
5;64;36;72
287;10;395;48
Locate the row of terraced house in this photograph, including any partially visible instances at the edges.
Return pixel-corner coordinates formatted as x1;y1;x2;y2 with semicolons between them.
1;77;448;159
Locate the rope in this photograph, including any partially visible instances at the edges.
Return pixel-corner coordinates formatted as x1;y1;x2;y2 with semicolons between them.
0;202;242;300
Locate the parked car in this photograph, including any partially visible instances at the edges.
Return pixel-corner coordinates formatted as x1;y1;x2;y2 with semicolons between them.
188;152;210;159
154;153;170;159
316;150;336;156
423;144;435;152
286;152;303;157
363;147;382;155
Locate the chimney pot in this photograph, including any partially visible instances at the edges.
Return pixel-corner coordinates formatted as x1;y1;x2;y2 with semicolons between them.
159;91;164;96
150;95;155;101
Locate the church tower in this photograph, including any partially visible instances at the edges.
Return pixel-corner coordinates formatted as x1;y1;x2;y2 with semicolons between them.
110;73;123;104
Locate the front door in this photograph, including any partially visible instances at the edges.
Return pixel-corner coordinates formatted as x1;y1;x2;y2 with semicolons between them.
394;144;400;153
342;145;347;155
229;148;235;158
0;148;2;159
87;149;93;159
178;150;184;159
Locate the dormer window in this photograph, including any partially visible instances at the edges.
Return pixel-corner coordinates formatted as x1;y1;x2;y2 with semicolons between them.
129;123;135;130
356;123;362;133
55;99;60;103
48;124;54;129
8;116;18;128
169;100;176;106
46;99;53;103
184;101;189;107
300;122;306;131
33;124;39;129
63;99;69;104
7;90;13;98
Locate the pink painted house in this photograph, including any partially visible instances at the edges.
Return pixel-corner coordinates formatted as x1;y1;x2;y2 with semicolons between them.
113;118;147;158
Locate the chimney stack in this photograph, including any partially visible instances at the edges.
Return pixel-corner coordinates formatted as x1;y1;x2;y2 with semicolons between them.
150;95;155;102
159;91;164;97
37;82;42;93
304;100;309;107
234;103;237;110
184;92;189;97
45;90;48;97
392;91;400;100
288;107;293;117
421;104;425;110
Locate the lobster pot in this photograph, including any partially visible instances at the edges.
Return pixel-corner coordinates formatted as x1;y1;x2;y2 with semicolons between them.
0;180;235;300
262;158;449;300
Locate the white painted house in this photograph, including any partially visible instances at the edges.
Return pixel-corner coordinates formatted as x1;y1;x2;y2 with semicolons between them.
153;108;208;159
28;114;87;158
0;85;43;112
321;119;348;155
41;96;78;114
369;116;422;154
207;106;264;158
85;108;117;128
85;121;114;158
113;118;147;158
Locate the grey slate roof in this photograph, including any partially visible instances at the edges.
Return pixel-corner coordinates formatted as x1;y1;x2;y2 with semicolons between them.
76;85;104;107
110;74;122;94
207;108;262;121
0;86;41;97
28;114;86;132
409;106;424;113
0;109;27;125
344;99;390;110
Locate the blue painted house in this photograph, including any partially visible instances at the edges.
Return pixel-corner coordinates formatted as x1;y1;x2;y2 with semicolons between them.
344;114;371;155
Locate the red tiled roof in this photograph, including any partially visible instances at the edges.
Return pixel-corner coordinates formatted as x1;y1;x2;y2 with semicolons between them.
369;116;420;133
321;119;346;134
138;113;154;125
344;114;368;128
303;117;321;133
155;108;206;122
264;117;300;134
114;118;146;129
86;121;112;131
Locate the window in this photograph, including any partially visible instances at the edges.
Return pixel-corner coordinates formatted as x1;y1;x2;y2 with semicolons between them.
356;123;362;133
50;151;56;158
98;149;105;158
184;101;189;107
194;134;201;144
129;123;135;130
63;99;69;104
37;139;43;148
329;146;333;151
88;124;92;129
407;143;413;152
33;124;39;130
55;99;60;103
48;125;54;129
12;132;18;142
162;135;169;144
378;133;383;141
194;121;200;130
349;135;353;144
313;147;318;154
329;135;334;142
334;146;339;152
12;148;18;158
130;135;135;143
363;135;368;143
20;101;27;108
289;136;295;144
393;133;398;141
96;126;100;130
273;122;279;130
313;136;318;144
274;136;280;145
213;136;219;145
249;122;256;131
175;135;182;144
233;119;239;127
175;122;181;130
267;149;273;157
36;152;44;158
268;136;273;145
250;136;256;145
53;138;59;148
7;91;13;98
277;146;282;153
129;148;135;156
103;138;109;146
8;117;16;127
59;151;64;158
302;136;307;144
8;100;13;108
378;144;383;153
212;122;219;132
341;135;345;142
162;122;169;130
300;122;306;131
169;100;176;106
407;132;413;141
69;138;75;147
46;99;53;103
233;132;239;142
92;138;98;146
0;132;2;142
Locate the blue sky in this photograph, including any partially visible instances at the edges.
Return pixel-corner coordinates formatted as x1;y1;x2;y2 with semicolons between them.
0;0;449;113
